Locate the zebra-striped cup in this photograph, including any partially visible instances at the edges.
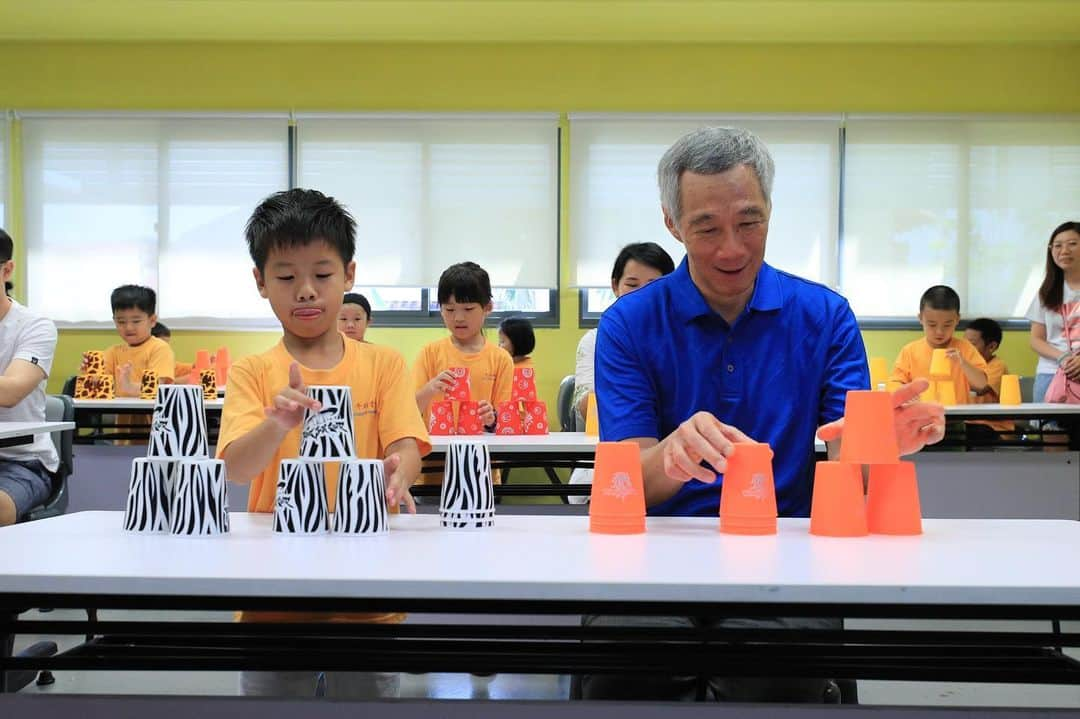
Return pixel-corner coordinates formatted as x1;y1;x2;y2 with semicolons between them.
169;459;230;536
439;441;495;530
333;459;388;535
274;459;329;534
149;385;209;459
122;458;175;533
299;386;357;460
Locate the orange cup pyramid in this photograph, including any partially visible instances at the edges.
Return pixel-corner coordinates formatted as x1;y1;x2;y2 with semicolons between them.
589;441;646;534
719;442;777;535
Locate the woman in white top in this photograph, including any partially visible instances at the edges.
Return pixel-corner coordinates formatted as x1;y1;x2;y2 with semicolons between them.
569;242;676;502
1027;221;1080;402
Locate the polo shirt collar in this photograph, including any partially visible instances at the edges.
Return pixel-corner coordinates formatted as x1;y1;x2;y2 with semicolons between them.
670;257;784;323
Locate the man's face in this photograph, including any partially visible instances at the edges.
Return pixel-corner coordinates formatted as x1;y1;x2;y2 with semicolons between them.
663;165;769;312
254;240;355;341
920;308;960;349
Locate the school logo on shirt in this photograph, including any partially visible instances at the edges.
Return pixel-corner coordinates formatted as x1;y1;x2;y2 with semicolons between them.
354;400;377;419
30;357;39;365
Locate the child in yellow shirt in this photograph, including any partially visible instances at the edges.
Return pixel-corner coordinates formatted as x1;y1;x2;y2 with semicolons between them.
965;317;1013;433
498;315;536;369
84;285;175;395
337;292;372;342
150;321;194;383
413;262;513;483
888;285;988;402
217;188;430;700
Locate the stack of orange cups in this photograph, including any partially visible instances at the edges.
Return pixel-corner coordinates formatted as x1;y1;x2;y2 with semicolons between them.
719;442;777;535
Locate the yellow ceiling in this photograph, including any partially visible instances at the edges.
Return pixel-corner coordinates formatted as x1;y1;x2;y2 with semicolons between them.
0;0;1078;44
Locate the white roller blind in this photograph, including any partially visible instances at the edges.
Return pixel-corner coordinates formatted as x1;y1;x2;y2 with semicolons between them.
569;115;840;287
296;115;559;288
843;117;1080;318
22;115;288;325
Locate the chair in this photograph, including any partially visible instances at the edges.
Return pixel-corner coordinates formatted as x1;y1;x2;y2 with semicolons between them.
556;375;576;433
1019;375;1035;403
4;394;76;692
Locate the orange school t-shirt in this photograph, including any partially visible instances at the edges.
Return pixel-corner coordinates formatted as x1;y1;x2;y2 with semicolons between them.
412;337;513;484
887;337;988;403
217;336;431;624
102;336;175;392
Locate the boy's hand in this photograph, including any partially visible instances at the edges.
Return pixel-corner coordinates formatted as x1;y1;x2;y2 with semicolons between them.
384;453;416;514
117;363;140;396
477;399;496;429
945;348;962;364
264;362;320;430
817;378;945;456
425;370;457;397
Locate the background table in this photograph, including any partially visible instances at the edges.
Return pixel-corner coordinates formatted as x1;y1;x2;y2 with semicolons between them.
72;397;223;444
2;511;1079;692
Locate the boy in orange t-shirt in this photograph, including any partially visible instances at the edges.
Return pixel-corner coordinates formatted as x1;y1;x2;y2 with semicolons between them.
413;262;514;485
84;285;175;395
888;285;988;402
217;188;430;700
965;317;1013;433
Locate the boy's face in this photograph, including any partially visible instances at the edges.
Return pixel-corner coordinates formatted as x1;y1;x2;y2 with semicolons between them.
338;303;369;342
919;307;960;349
964;328;997;362
254;240;356;342
113;309;156;346
440;295;492;344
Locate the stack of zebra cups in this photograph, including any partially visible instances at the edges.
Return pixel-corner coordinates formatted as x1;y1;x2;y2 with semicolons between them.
274;386;388;536
440;442;496;529
123;384;228;536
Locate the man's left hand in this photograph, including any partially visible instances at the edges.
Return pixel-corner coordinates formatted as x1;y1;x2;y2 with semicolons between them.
816;378;945;456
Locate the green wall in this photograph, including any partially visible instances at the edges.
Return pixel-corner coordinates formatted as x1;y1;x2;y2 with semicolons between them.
3;41;1072;398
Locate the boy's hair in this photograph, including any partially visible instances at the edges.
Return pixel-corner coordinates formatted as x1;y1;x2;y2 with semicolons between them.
611;242;677;284
919;285;961;314
499;316;536;357
966;317;1002;348
150;321;171;339
111;285;157;315
244;188;356;274
342;292;372;320
437;262;493;306
1;228;13;295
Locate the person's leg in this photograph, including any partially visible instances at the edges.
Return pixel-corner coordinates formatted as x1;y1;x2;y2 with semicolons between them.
1034;372;1055;404
577;615;700;701
239;670;318;696
706;616;841;703
324;671;401;699
0;460;53;526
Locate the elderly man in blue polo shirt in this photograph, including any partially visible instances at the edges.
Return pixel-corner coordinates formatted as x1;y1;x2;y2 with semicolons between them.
585;127;945;703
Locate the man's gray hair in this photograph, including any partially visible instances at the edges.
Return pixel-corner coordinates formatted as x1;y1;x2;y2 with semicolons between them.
658;127;775;223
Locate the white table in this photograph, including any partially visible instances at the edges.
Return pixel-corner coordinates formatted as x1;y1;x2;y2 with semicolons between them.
0;421;75;449
1;511;1079;688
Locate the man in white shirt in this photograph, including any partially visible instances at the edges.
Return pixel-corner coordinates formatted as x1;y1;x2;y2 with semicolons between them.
0;229;58;526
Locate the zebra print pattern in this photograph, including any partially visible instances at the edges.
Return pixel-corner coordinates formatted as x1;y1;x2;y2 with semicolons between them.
299;386;356;459
333;460;388;535
149;385;209;458
169;459;230;535
274;459;329;534
122;458;175;533
439;442;495;530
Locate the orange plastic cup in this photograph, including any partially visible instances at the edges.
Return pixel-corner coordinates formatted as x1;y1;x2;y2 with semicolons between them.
809;461;868;537
193;349;212;374
999;374;1022;405
719;442;777;535
838;390;899;465
584;392;599;437
214;347;231;387
866;462;922;535
935;379;957;406
589;442;646;534
868;357;889;390
929;348;950;378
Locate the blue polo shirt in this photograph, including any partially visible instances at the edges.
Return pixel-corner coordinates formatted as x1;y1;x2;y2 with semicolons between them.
595;258;869;518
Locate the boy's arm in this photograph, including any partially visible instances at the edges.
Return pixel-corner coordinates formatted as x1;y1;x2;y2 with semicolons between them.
220;361;318;485
412;350;454;414
949;346;988;392
886;346;913;391
384;437;421;514
0;317;56;409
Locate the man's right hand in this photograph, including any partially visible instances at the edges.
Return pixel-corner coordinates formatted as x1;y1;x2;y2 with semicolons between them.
264;362;320;430
662;411;754;483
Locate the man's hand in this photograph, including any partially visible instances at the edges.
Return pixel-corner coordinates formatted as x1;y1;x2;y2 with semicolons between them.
264;362;319;430
384;453;416;514
817;379;945;456
662;412;754;483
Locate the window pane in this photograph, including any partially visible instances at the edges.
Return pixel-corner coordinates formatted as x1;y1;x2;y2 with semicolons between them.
569;115;840;287
352;286;423;312
297;116;558;289
427;287;550;313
